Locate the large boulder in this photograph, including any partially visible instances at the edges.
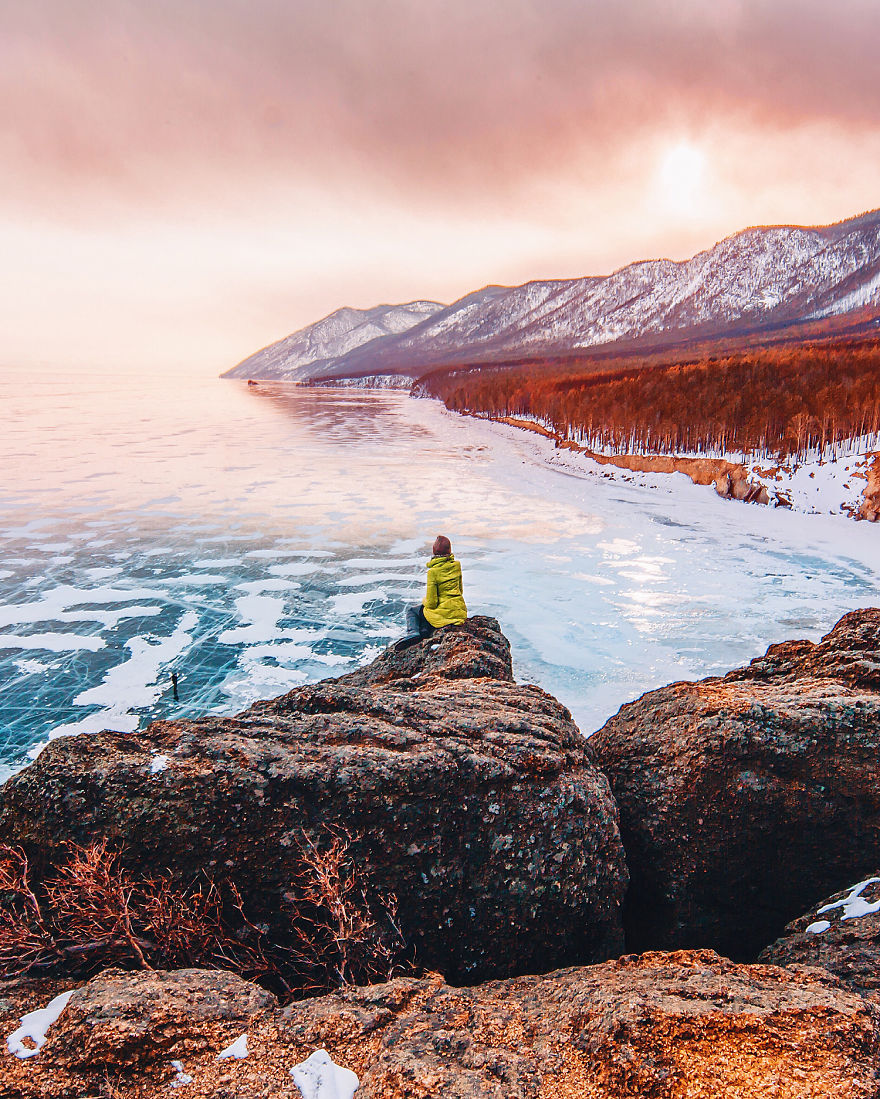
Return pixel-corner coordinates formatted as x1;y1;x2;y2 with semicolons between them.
760;873;880;1001
48;968;275;1068
0;617;627;983
589;608;880;959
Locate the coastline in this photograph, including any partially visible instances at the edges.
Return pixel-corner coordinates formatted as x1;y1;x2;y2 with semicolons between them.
459;410;880;521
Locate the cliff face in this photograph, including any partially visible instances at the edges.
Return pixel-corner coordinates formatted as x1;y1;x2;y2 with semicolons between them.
589;607;880;959
0;617;628;985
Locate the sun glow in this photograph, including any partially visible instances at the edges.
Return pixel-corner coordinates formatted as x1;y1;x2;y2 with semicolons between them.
656;141;708;214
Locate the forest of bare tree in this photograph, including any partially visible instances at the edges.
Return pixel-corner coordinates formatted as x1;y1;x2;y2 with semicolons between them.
421;339;880;461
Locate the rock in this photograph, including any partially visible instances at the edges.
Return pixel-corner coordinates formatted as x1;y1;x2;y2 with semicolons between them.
9;952;880;1097
279;950;880;1098
760;873;880;1001
859;453;880;521
333;613;513;686
0;617;627;983
588;608;880;959
47;968;275;1069
729;473;769;504
713;466;769;505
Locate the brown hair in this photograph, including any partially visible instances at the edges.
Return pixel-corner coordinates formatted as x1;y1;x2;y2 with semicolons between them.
432;535;452;557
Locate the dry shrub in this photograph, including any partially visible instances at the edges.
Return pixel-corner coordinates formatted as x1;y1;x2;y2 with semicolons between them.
286;829;405;989
0;831;405;997
0;845;59;976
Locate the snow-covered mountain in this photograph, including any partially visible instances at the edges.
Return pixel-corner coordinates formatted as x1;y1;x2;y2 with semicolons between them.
226;208;880;383
223;300;445;381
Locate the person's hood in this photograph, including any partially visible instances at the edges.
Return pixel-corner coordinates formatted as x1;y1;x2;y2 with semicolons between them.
426;554;456;567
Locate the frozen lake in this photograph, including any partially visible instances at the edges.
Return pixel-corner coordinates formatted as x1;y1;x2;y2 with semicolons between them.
1;367;877;780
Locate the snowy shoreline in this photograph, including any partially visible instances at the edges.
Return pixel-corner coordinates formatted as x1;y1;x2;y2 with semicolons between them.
459;410;880;522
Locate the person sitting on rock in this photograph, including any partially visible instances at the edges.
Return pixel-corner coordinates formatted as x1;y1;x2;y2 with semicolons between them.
401;535;467;646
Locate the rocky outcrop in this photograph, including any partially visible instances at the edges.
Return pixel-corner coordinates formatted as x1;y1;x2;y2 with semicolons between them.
338;951;880;1099
760;874;880;1001
858;453;880;521
48;968;275;1069
497;416;775;504
8;951;880;1098
589;608;880;960
713;466;771;505
0;617;627;984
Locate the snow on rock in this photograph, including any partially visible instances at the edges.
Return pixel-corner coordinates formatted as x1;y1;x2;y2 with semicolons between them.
805;919;832;934
496;414;879;522
150;753;169;774
310;374;416;390
290;1049;359;1099
743;446;879;518
818;877;880;922
170;1059;193;1087
6;989;75;1059
217;1033;249;1060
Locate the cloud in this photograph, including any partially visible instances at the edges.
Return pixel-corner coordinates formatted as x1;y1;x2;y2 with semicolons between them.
1;1;879;372
3;0;880;217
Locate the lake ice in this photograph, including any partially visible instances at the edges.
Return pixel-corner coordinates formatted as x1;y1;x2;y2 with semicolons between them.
0;367;877;782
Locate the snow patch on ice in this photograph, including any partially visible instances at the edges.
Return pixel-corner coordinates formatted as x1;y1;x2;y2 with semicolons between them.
247;548;332;561
6;989;75;1059
337;572;415;587
0;585;162;629
268;562;330;577
73;611;197;711
41;611;198;744
218;595;289;645
328;588;388;616
341;557;416;569
14;658;51;674
234;579;300;594
290;1049;359;1099
167;573;228;586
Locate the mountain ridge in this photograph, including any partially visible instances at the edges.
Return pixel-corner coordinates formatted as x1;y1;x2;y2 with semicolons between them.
223;206;880;382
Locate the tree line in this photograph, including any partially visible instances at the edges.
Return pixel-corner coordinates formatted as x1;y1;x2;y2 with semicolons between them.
421;339;880;461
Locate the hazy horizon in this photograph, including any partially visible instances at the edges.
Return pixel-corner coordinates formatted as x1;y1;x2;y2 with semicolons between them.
3;0;880;374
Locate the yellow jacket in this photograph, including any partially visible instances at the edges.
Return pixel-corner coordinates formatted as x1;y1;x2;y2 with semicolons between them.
423;554;467;628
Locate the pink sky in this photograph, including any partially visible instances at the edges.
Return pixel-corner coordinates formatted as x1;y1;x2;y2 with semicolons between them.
2;0;879;374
